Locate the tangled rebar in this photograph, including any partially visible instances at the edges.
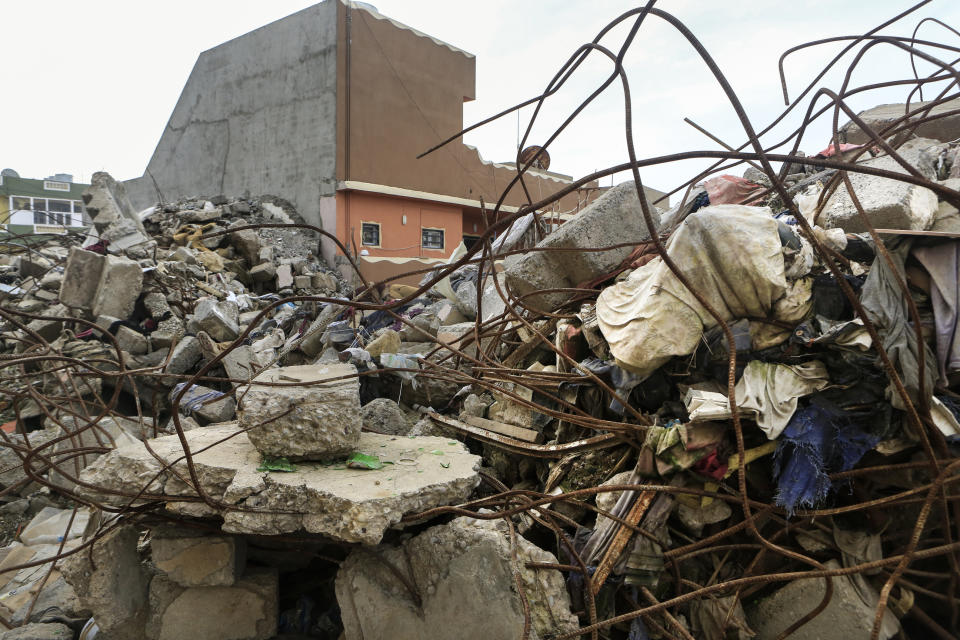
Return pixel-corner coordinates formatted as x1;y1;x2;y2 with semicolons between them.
2;2;960;638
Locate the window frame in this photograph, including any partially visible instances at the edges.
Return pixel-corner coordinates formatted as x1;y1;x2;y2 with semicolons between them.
43;180;71;192
421;227;445;250
360;221;381;247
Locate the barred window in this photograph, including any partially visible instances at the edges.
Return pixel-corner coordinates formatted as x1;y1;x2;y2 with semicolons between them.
421;227;444;250
361;222;380;246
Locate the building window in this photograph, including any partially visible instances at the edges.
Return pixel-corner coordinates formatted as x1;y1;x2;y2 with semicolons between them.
421;227;444;250
12;196;30;210
361;222;380;246
33;211;49;224
43;180;70;192
462;234;482;250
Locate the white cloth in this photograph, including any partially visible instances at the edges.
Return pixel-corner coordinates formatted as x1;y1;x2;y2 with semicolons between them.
734;360;829;439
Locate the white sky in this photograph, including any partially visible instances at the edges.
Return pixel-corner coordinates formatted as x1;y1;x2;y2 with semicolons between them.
4;0;960;201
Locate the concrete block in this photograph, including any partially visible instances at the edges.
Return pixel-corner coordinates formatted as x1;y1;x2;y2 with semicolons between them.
311;271;338;292
248;263;276;283
398;311;438;342
61;525;149;640
92;255;143;319
360;397;410;435
275;264;294;289
336;517;577;640
26;305;66;343
821;138;942;232
37;271;62;291
146;569;277;640
151;533;246;587
221;344;259;382
192;297;240;341
169;246;196;264
436;300;467;325
504;181;662;312
230;229;260;265
239;363;361;461
164;336;202;377
746;560;899;640
18;255;52;279
58;247;104;309
115;325;148;355
293;274;312;289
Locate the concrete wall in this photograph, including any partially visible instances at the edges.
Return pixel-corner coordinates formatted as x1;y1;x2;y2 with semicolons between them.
127;1;339;226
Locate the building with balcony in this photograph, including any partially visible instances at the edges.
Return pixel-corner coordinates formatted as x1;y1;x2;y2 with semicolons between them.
0;170;90;240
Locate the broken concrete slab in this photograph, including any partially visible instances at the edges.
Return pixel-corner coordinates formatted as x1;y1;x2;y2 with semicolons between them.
336;516;578;640
151;530;246;587
46;415;144;491
221;344;259;382
146;569;277;640
93;254;144;319
504;181;662;312
78;424;481;544
841;97;960;144
239;363;361;461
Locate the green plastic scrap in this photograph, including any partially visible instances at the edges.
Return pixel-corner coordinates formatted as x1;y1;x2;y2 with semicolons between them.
257;456;297;473
346;452;384;470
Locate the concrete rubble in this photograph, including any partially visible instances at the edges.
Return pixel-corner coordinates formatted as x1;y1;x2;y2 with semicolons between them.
336;516;578;640
1;15;960;639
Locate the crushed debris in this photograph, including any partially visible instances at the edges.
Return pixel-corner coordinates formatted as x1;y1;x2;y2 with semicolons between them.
2;5;960;640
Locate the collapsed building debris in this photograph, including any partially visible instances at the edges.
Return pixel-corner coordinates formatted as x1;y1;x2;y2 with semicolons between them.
3;4;960;640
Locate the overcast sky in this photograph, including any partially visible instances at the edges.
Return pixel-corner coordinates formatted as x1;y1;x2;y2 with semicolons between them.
4;1;960;201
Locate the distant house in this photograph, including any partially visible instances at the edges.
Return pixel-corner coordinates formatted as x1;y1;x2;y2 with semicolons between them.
0;170;90;239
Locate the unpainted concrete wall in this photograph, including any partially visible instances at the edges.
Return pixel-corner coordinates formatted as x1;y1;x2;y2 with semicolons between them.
127;1;338;226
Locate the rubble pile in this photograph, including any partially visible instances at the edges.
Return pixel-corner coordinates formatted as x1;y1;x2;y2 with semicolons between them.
2;12;960;640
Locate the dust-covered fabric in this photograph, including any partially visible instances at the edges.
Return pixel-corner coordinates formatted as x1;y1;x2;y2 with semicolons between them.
734;360;830;439
597;205;793;378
